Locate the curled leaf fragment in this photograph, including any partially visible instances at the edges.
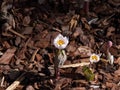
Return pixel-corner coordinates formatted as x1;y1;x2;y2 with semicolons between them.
82;66;95;81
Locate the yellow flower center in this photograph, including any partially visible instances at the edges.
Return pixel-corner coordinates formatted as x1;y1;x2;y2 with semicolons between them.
57;39;65;46
91;55;98;61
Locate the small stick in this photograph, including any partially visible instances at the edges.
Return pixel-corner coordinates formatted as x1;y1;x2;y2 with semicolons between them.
5;25;26;39
28;48;40;69
6;72;26;90
50;58;108;69
8;29;26;39
60;62;90;68
30;48;40;62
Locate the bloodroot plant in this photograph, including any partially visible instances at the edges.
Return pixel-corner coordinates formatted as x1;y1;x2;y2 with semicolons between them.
82;53;101;81
53;34;69;79
106;41;114;65
89;53;100;64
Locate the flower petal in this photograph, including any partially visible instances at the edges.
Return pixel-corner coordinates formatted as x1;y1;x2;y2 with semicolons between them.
53;34;69;49
90;53;100;63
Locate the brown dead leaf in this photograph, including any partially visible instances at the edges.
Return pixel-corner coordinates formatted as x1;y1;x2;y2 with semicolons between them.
78;46;92;58
0;47;16;64
69;15;79;31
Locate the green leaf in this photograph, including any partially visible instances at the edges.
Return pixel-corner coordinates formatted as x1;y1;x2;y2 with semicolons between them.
82;66;95;81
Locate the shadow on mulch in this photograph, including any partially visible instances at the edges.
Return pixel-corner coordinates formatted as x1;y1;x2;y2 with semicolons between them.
61;72;85;80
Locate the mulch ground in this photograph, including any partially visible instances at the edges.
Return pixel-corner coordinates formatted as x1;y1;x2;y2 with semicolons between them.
0;0;120;90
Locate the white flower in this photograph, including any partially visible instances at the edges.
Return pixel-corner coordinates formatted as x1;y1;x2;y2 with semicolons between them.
53;34;69;49
90;53;100;63
107;52;114;65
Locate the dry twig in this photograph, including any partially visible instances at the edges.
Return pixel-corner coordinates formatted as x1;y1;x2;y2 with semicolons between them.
60;62;90;68
4;25;26;39
8;29;26;39
30;48;40;62
6;72;26;90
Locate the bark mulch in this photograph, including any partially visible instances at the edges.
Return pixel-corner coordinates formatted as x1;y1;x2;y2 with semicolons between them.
0;0;120;90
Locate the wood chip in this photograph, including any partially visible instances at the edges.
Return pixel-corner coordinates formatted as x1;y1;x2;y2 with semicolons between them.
0;48;16;64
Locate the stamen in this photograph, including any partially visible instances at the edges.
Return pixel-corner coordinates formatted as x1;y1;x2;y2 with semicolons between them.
57;40;65;46
91;55;98;61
